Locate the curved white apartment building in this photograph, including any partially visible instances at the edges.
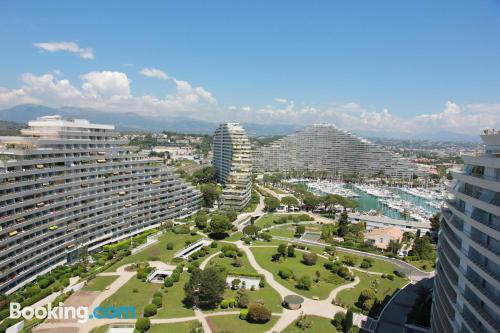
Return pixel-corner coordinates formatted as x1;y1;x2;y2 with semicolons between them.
431;130;500;333
253;124;425;178
212;123;252;209
0;116;202;294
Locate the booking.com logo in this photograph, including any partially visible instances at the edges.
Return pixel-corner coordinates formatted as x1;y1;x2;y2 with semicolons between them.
10;302;136;323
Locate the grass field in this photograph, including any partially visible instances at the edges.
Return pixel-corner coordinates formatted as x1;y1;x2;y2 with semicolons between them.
204;252;257;276
217;286;283;313
90;321;200;333
226;232;244;242
335;270;408;314
100;277;160;317
106;231;200;271
251;247;348;299
155;273;194;318
208;314;279;333
255;214;315;229
282;315;339;333
82;275;118;291
336;252;400;275
407;258;436;272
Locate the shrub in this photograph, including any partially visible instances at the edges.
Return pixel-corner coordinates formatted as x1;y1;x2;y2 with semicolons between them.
296;313;313;330
239;309;249;320
296;275;312;290
173;225;190;234
166;242;174;250
333;312;346;331
343;256;357;266
164;277;174;287
343;309;353;333
287;245;295;257
210;242;218;248
394;270;406;278
386;274;394;280
135;317;151;332
152;296;162;307
260;233;272;242
143;304;158;317
220;299;230;309
238;292;249;308
337;266;351;279
247;303;272;323
302;252;318;266
279;268;293;280
362;298;375;311
154;291;163;298
324;262;334;270
171;272;180;282
359;288;377;304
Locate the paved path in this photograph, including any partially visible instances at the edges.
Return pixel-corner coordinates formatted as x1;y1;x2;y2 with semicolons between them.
199;251;221;269
235;241;357;333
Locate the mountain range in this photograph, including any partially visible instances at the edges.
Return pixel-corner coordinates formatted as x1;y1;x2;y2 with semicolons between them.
0;104;479;141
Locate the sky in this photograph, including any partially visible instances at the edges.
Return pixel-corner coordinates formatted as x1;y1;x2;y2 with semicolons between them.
0;0;499;136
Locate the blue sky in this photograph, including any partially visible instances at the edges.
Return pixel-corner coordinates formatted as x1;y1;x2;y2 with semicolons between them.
0;0;499;135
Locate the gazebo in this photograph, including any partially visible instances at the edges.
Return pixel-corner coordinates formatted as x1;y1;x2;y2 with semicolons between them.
283;294;304;310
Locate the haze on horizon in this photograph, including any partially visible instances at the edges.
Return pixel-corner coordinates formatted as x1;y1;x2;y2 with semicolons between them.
0;0;499;138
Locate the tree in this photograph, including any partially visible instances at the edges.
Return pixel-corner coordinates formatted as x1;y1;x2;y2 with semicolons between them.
281;196;299;208
231;278;241;290
287;245;295;257
184;267;226;309
430;212;441;232
195;213;208;229
243;224;260;238
237;289;249;308
388;240;401;256
277;244;287;257
233;256;243;267
209;213;232;234
200;183;220;207
303;193;320;210
302;252;318;266
295;225;306;237
343;309;353;333
412;236;435;260
296;275;312;290
296;313;313;330
135;318;151;332
337;210;349;237
143;304;158;317
247;303;272;323
264;196;280;212
192;166;216;184
279;268;293;279
333;312;346;331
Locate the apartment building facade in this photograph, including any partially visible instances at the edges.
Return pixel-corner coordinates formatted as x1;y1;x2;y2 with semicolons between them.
253;124;425;178
431;129;500;333
212;123;252;210
0;116;202;294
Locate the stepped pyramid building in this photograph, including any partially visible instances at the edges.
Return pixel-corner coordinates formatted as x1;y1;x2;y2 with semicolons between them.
253;124;425;178
0;116;202;294
212;123;252;209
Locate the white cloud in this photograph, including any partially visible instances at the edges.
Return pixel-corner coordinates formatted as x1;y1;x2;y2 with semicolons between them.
241;106;252;112
139;68;168;80
274;97;288;104
228;105;237;111
81;71;131;99
33;41;94;59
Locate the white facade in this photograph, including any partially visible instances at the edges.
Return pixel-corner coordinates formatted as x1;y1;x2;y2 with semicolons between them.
212;123;252;209
431;129;500;333
253;124;425;178
0;116;202;294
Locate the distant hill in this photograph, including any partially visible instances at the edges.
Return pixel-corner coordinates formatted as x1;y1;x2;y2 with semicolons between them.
0;104;302;137
0;120;24;136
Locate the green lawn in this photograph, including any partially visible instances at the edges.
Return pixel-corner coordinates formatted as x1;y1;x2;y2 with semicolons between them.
149;322;200;333
269;226;296;238
90;321;199;333
105;231;200;271
226;232;244;242
407;258;436;272
254;214;315;229
100;277;160;317
208;314;279;333
155;273;194;318
82;275;118;291
336;252;400;275
218;286;283;313
282;315;339;333
335;270;408;315
251;247;348;299
204;253;257;276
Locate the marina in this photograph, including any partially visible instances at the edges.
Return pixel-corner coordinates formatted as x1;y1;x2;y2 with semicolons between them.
289;179;443;222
